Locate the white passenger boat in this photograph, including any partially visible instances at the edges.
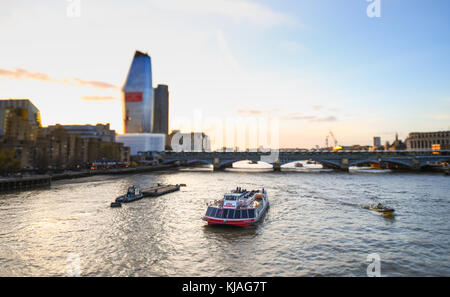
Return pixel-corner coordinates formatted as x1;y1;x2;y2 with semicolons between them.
202;187;269;227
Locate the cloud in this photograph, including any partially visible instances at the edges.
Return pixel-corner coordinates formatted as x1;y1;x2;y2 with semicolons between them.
286;113;316;121
430;114;450;120
236;109;280;115
286;112;337;122
81;96;118;101
72;78;118;90
150;0;295;27
311;116;337;122
237;109;262;115
0;67;55;82
0;67;119;90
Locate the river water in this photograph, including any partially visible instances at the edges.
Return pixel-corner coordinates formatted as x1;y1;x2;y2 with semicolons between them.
0;169;449;276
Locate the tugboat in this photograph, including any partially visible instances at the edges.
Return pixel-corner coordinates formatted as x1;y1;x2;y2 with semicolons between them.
115;185;144;203
202;187;269;227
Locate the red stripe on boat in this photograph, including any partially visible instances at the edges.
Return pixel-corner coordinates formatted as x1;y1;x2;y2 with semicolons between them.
203;217;253;227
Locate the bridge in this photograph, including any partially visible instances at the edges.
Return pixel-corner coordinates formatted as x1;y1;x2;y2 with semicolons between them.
161;150;450;171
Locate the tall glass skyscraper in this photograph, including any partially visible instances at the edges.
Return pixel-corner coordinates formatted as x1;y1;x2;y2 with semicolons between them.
122;51;154;133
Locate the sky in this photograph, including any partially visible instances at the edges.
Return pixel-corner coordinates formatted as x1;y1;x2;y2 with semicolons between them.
0;0;449;149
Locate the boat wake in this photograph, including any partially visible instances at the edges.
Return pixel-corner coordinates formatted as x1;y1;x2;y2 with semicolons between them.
313;192;393;214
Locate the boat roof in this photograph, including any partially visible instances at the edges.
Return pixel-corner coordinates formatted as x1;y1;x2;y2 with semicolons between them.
225;193;243;197
224;193;245;200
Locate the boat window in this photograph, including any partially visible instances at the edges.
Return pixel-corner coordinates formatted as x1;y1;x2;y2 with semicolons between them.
223;209;229;218
241;209;248;219
224;195;237;200
234;210;241;219
227;209;235;219
210;208;217;217
248;209;255;218
206;207;214;217
216;209;224;218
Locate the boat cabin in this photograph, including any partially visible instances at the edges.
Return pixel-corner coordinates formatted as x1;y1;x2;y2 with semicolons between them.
127;186;141;197
223;193;244;209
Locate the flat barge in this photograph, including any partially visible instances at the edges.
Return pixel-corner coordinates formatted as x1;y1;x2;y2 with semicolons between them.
111;184;181;207
142;184;181;197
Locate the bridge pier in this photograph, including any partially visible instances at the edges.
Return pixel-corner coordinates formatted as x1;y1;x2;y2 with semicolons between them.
340;158;349;172
213;158;221;171
273;159;281;172
411;158;421;171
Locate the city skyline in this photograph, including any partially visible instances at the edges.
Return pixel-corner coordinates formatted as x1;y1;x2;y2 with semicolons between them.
0;0;449;149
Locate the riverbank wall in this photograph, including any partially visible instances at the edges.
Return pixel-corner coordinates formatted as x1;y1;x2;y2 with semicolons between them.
0;164;178;193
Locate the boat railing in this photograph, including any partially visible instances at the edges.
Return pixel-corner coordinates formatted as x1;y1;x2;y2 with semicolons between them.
206;199;259;210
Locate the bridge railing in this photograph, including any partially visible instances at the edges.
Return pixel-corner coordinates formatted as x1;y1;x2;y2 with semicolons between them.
162;150;450;156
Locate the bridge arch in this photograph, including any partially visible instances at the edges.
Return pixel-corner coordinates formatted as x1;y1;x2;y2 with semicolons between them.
381;158;413;168
219;159;272;169
349;159;381;167
219;160;241;169
161;159;182;165
186;160;213;166
419;156;450;168
308;158;342;169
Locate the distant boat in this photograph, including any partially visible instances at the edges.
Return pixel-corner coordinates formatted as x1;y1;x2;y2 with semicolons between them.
365;202;395;215
349;166;392;173
291;161;323;169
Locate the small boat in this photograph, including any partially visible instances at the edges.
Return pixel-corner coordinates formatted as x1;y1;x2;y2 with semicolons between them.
115;185;144;203
202;187;269;227
110;202;122;208
368;203;395;215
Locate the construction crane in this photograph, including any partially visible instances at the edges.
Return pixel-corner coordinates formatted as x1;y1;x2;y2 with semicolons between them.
325;131;342;151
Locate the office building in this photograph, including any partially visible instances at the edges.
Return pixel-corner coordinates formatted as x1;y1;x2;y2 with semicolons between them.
405;131;450;150
153;84;169;135
373;136;381;148
122;51;154;133
45;123;116;142
0;99;41;141
116;133;165;155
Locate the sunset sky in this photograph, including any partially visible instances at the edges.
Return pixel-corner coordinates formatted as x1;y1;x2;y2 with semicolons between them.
1;0;449;149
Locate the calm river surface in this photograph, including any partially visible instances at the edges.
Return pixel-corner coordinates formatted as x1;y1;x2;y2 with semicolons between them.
0;169;449;276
